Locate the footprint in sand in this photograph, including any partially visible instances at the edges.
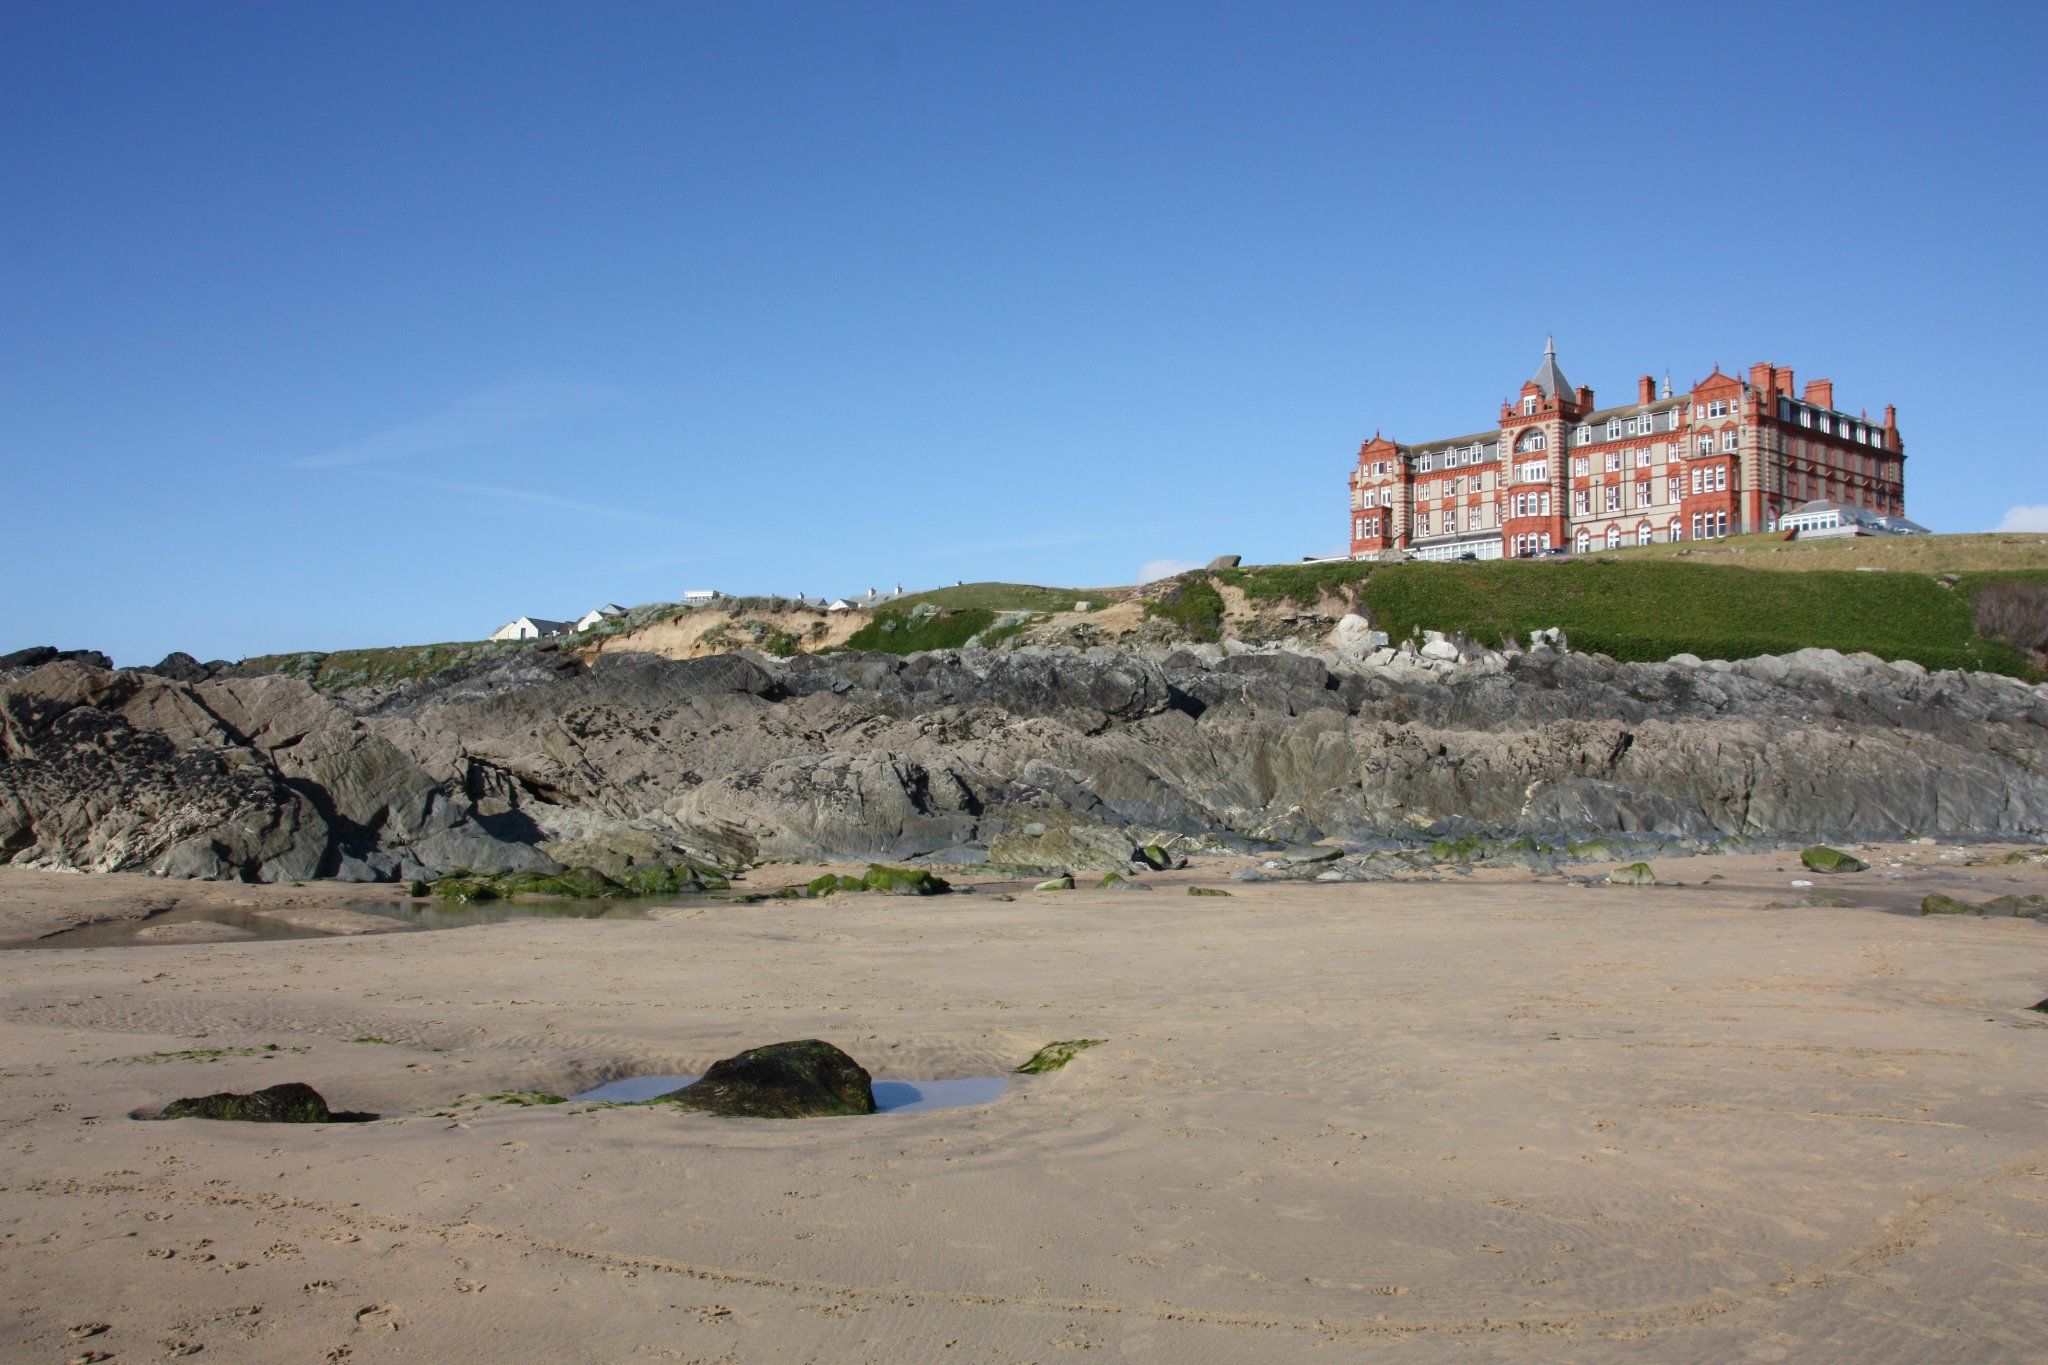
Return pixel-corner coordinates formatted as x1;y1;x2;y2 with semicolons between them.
353;1303;398;1333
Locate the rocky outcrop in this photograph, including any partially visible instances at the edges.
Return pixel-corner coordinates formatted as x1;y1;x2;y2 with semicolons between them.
0;662;548;882
3;638;2045;882
659;1040;877;1118
158;1082;368;1123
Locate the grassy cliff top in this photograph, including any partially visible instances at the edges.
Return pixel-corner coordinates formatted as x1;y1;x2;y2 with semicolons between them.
237;534;2048;688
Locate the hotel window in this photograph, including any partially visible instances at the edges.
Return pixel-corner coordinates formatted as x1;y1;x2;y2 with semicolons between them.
1574;490;1590;515
1721;430;1738;452
1522;396;1537;415
1606;525;1621;549
1635;522;1652;546
1419;454;1433;472
1576;426;1591;444
1576;529;1591;553
1517;430;1547;453
1573;456;1589;476
1668;476;1682;502
1445;508;1459;532
1799;409;1812;427
1520;460;1547;483
1637;479;1652;506
1706;399;1727;419
1605;451;1622;472
1696;435;1713;456
1818;414;1831;433
1605;486;1621;513
1418;511;1432;535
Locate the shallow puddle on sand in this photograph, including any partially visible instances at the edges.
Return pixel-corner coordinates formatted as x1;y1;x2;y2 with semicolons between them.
570;1074;1009;1112
16;895;717;950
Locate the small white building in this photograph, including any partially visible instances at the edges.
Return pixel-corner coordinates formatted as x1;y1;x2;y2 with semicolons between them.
490;616;570;642
1777;500;1930;540
681;589;722;607
574;604;626;632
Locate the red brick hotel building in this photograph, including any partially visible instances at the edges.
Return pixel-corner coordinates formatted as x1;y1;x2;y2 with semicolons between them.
1347;339;1907;560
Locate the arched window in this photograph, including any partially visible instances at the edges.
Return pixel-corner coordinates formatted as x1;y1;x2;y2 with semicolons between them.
1668;518;1682;542
1574;529;1590;553
1635;521;1652;546
1517;429;1547;453
1605;525;1622;549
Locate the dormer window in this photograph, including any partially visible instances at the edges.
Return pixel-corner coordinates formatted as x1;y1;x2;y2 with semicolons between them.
1606;417;1621;439
1522;396;1537;415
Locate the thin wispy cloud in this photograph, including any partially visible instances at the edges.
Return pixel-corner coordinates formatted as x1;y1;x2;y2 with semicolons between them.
296;377;614;470
351;467;675;527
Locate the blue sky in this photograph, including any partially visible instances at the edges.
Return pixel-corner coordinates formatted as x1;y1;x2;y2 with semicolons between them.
3;1;2043;664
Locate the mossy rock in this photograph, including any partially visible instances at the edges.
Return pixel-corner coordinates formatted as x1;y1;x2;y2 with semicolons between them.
501;865;623;899
806;873;868;898
1608;862;1656;886
406;880;431;898
431;877;501;902
861;864;950;896
1998;848;2048;864
1187;886;1231;897
1426;834;1487;863
1981;894;2048;918
1801;846;1868;874
485;1091;566;1106
160;1082;339;1123
1136;844;1177;871
620;865;704;895
1034;874;1075;892
1920;893;1978;915
1015;1039;1106;1074
658;1039;876;1119
1096;871;1131;889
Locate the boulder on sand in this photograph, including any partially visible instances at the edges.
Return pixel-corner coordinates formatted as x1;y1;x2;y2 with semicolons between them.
658;1040;877;1119
1608;862;1657;886
1801;846;1868;874
159;1082;355;1123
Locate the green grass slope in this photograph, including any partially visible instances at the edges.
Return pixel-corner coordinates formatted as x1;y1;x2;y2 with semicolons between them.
1330;560;2034;676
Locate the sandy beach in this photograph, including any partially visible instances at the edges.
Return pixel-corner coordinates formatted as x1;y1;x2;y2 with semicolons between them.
1;846;2044;1362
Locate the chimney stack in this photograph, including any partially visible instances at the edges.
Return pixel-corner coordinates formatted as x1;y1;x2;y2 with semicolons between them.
1802;378;1834;409
1575;384;1594;409
1638;374;1656;405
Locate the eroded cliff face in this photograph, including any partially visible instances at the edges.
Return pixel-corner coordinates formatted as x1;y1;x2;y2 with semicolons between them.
4;640;2045;881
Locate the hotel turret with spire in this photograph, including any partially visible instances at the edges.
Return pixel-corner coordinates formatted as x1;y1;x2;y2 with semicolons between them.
1346;339;1911;559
